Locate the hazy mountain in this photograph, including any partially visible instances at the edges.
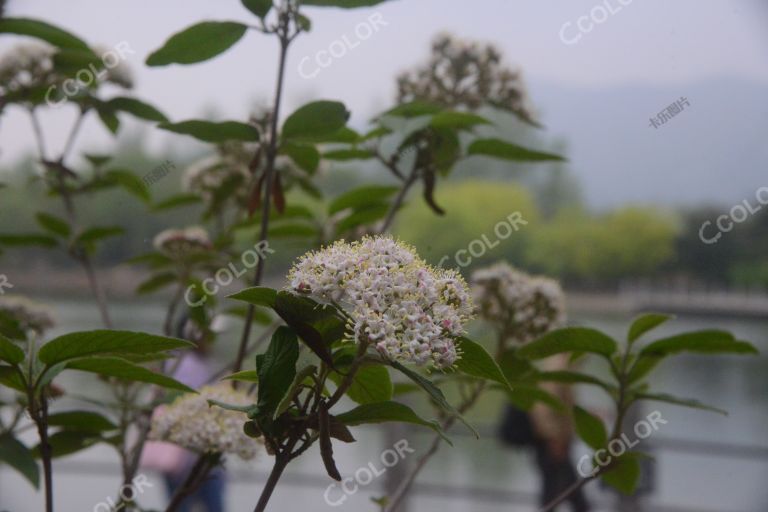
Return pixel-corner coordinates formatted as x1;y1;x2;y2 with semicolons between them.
528;77;768;210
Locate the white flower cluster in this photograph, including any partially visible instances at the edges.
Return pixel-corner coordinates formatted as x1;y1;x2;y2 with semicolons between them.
0;296;55;336
150;384;261;460
0;43;132;98
153;227;212;259
288;236;474;368
471;262;565;344
181;144;252;208
0;43;56;94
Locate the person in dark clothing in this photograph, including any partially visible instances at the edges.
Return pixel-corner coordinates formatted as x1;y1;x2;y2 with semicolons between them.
499;355;590;512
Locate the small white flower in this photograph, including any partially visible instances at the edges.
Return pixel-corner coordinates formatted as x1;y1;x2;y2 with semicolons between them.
0;295;55;335
287;236;474;369
150;384;262;460
153;227;212;259
471;262;565;344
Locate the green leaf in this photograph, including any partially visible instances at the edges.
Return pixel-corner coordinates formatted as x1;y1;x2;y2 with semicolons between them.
497;348;536;382
146;21;248;66
159;120;259;143
273;293;335;366
67;357;195;392
634;392;727;415
640;330;757;357
0;366;26;392
0;233;57;248
467;138;564;162
35;212;70;237
0;333;25;365
322;149;374;161
242;0;272;18
430;111;491;130
390;360;477;437
269;223;317;238
223;370;259;383
0;18;89;50
517;328;618;360
336;204;390;233
105;97;169;123
297;13;312;31
76;226;124;244
46;411;117;433
601;453;642;495
104;169;152;203
280;142;320;174
124;252;173;269
136;272;177;295
305;127;360;144
228;287;278;308
329;365;392;405
329;185;398;214
573;406;607;450
0;434;40;488
499;383;564;412
274;364;317;419
0;312;27;342
35;430;102;459
628;313;673;343
255;326;299;417
626;355;662;384
38;330;193;366
335;401;451;444
207;400;255;414
381;101;441;118
454;337;510;389
532;370;614;393
51;47;104;78
96;103;120;134
84;154;112;168
282;101;349;140
152;193;202;211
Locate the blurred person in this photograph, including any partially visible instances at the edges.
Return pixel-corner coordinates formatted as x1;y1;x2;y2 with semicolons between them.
500;353;590;512
141;314;225;512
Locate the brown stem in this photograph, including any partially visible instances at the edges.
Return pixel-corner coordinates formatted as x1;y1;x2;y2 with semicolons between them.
31;107;114;328
233;25;291;375
163;283;185;336
539;345;633;512
29;392;54;512
379;168;418;235
538;473;598;512
165;454;218;512
79;252;113;328
253;454;290;512
384;381;486;512
326;342;368;409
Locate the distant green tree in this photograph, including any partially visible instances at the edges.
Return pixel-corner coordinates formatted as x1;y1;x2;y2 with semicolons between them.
395;180;539;269
527;207;678;285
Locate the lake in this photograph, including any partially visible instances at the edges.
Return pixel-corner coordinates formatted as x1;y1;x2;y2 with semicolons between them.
0;298;766;512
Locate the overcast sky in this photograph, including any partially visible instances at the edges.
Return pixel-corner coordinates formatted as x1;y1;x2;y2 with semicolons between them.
2;0;767;205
